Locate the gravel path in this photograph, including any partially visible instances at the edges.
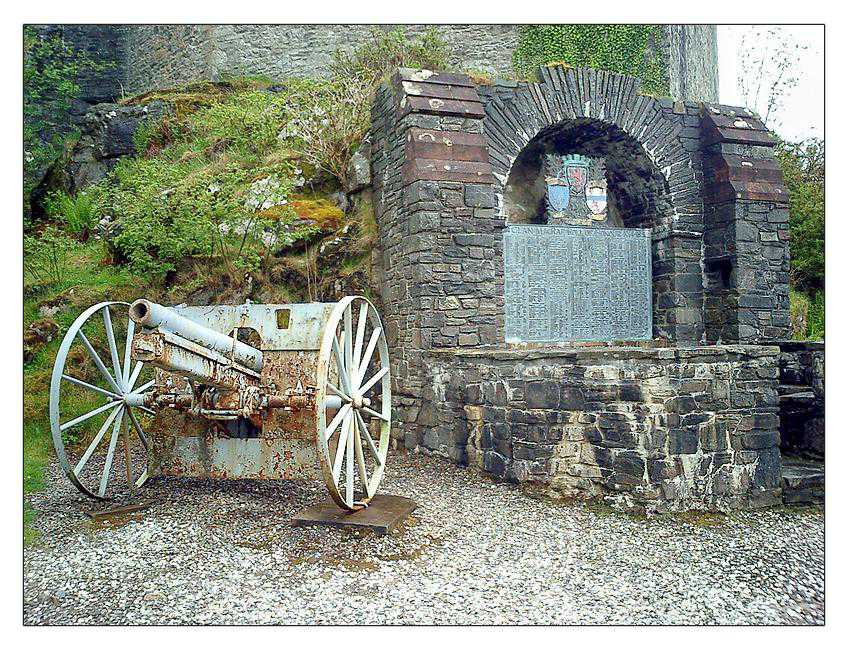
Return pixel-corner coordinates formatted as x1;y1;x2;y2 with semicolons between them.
24;451;824;625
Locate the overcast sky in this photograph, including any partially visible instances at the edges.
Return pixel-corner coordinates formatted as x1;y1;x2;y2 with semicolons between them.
717;25;824;142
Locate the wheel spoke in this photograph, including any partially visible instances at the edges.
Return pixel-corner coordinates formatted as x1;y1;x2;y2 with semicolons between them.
77;331;122;394
346;409;355;504
62;374;120;401
126;362;144;391
359;366;389;396
325;403;352;442
102;306;124;392
130;379;155;395
332;412;351;482
344;306;353;386
123;318;135;386
73;405;122;476
98;407;124;497
327;383;350;401
331;336;350;393
122;413;133;487
353;415;369;492
126;406;149;450
60;400;121;431
352;302;368;377
355;410;383;464
361;405;390;422
356;327;382;386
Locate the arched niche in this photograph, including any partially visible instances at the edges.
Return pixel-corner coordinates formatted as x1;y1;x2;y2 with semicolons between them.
478;68;706;343
503;118;674;230
498;118;680;344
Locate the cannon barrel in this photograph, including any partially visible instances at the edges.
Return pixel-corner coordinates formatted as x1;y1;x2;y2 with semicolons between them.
129;299;263;372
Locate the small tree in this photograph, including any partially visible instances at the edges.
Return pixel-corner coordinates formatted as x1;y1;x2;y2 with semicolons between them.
737;25;807;131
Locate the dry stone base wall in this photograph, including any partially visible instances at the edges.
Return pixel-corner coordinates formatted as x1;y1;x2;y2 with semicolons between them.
424;345;783;513
776;341;825;458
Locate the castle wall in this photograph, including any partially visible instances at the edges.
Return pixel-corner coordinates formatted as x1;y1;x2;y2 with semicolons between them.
668;25;719;104
44;24;720;103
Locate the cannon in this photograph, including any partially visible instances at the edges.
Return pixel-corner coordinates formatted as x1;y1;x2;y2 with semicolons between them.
48;296;391;511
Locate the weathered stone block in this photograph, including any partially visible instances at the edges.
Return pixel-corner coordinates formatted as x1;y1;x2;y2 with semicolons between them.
464;184;496;208
669;428;699;455
525;381;559;409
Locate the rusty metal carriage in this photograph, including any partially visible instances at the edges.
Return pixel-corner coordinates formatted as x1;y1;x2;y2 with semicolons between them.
49;296;392;511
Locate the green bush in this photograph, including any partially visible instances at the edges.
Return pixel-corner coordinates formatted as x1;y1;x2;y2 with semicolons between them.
789;289;809;340
45;190;99;236
23;226;75;287
99;155;304;275
291;28;449;184
91;29;449;276
330;27;449;88
512;24;669;96
776;138;824;292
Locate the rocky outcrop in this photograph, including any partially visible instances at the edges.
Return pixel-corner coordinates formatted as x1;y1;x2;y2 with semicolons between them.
67;101;169;191
32;101;169;217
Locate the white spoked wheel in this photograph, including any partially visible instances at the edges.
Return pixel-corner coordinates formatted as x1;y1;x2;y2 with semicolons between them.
316;296;391;511
49;302;154;500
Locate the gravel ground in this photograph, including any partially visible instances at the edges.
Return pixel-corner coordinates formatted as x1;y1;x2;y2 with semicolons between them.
24;451;824;625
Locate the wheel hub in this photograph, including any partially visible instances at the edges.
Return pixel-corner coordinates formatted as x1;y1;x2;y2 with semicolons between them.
351;392;371;409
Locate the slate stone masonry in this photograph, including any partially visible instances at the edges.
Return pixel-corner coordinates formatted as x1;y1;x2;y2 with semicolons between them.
426;345;783;513
776;341;825;458
701;109;791;343
48;25;719;103
370;65;799;511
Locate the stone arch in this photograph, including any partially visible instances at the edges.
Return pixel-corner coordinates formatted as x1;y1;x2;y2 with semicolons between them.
480;67;706;342
502;117;675;229
483;68;702;226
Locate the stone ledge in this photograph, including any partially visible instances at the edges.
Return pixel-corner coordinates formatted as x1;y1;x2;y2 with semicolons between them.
430;343;781;362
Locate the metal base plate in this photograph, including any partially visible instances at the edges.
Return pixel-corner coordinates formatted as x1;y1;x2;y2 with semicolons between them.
85;501;154;521
291;495;417;535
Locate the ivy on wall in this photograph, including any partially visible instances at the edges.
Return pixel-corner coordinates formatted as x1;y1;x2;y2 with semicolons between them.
512;24;670;96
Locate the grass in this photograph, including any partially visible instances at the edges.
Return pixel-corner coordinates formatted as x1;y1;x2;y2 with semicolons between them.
789;288;825;341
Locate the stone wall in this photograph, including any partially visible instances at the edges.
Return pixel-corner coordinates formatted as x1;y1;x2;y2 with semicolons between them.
425;345;782;513
701;109;791;343
123;24;519;95
124;25;216;94
32;24;126;120
46;24;720;102
370;69;503;452
776;341;825;458
668;25;719;104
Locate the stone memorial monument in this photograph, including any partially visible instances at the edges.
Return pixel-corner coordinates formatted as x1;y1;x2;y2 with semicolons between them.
369;66;822;512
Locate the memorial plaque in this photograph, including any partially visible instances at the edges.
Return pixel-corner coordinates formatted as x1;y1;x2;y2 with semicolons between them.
504;224;652;343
